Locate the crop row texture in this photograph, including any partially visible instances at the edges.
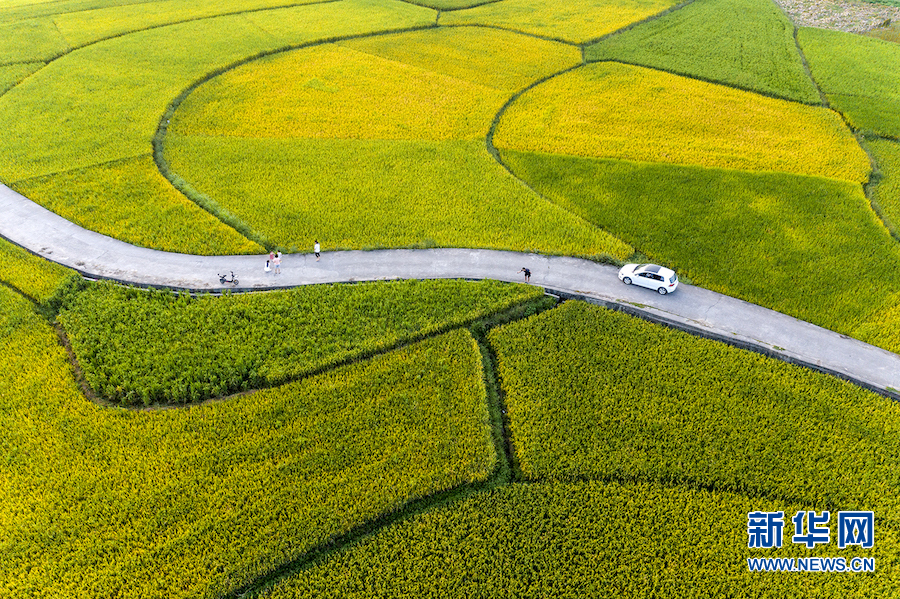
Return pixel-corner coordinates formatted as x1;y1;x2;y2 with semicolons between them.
164;136;633;257
1;286;495;598
488;301;900;522
58;278;542;405
500;150;900;351
586;0;821;104
0;236;77;303
159;27;629;256
257;481;890;598
799;28;900;139
0;0;436;252
170;28;581;141
494;62;870;184
865;139;900;240
0;63;43;94
440;0;680;44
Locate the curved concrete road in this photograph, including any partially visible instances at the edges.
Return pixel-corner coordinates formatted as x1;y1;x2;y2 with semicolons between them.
3;183;899;400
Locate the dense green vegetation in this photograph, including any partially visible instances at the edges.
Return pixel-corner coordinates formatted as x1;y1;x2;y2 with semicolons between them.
586;0;821;103
501;150;900;351
800;28;900;139
59;278;543;405
257;481;888;599
1;290;495;598
489;301;900;520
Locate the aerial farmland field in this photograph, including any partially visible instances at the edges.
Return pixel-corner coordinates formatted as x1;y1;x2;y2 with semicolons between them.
1;0;899;596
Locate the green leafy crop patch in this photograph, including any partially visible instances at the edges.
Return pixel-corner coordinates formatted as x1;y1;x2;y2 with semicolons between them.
58;278;542;405
800;28;900;139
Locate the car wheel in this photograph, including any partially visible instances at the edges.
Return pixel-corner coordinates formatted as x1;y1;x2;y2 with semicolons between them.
657;287;667;295
623;277;632;285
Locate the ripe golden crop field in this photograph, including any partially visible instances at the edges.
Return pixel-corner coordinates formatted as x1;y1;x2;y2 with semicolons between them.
163;135;633;258
494;62;871;184
170;27;580;142
171;43;507;142
0;237;76;303
0;288;495;598
440;0;680;43
339;26;581;93
259;481;889;598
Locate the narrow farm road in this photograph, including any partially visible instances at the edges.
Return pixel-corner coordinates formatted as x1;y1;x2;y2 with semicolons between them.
3;182;899;399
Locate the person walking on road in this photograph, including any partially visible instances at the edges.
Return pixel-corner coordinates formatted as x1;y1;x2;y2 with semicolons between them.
519;267;531;283
274;251;282;274
314;240;320;261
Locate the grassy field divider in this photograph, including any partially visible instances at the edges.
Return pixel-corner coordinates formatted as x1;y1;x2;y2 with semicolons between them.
469;292;558;484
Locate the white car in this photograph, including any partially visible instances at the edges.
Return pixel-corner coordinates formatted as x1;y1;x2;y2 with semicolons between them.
618;263;678;294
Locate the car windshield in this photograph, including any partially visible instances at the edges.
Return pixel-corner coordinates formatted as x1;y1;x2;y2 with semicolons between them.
669;274;677;283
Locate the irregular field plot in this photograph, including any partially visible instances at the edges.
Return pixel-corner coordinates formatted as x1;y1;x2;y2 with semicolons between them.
170;27;581;141
0;63;44;95
0;290;495;599
440;0;680;44
258;481;890;599
586;0;820;103
501;150;900;347
339;26;581;95
164;136;632;257
0;18;69;63
494;62;870;183
171;44;509;142
0;0;435;183
59;278;541;405
800;28;900;139
163;27;618;255
489;301;900;520
49;0;320;49
11;155;263;254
